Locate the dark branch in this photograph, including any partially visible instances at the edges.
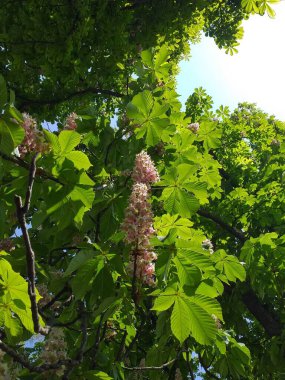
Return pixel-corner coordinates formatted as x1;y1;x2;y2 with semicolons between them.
0;339;78;373
198;208;283;336
198;208;246;242
0;150;63;185
41;286;70;311
14;155;48;335
76;301;88;362
16;87;125;109
0;340;34;371
242;288;282;337
22;153;38;214
198;353;219;380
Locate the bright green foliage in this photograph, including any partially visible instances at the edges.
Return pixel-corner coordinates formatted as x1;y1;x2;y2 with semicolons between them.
0;3;284;379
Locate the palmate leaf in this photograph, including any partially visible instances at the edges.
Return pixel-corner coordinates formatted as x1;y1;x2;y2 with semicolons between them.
170;292;218;344
0;258;30;305
212;250;246;282
126;90;170;146
154;214;193;240
162;187;200;217
197;121;222;151
152;287;220;345
175;246;214;271
0;258;42;333
152;287;177;311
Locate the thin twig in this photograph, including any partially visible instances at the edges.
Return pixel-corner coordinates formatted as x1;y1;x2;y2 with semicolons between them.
77;301;88;362
41;286;70;311
115;329;127;361
132;248;139;306
198;353;219;380
14;154;48;335
122;358;177;371
185;341;195;380
22;153;38;213
62;301;88;379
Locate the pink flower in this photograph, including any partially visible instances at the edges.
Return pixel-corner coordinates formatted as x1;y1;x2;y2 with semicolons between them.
64;112;78;130
132;151;160;184
18;113;49;157
122;152;159;286
121;183;155;248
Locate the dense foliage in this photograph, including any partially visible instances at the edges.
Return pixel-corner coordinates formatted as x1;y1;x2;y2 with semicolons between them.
0;0;252;120
0;1;284;379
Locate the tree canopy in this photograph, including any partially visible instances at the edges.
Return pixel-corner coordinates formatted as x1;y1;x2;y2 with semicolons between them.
0;1;284;379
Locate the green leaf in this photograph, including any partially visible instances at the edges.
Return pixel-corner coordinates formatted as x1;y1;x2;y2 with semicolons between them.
173;256;201;287
190;294;223;321
155;45;170;68
127;90;153;119
212;250;246;282
197;121;222;151
69;184;95;209
84;370;113;379
176;247;213;271
43;130;61;154
152;287;177;311
0;259;42;332
163;187;200;217
58;130;81;154
65;150;92;170
171;296;192;343
195;281;219;298
0;259;30;304
184;298;217;345
0;119;25;154
64;250;95;276
70;257;105;299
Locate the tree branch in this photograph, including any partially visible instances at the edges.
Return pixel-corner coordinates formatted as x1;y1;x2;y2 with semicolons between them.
242;288;282;337
14;154;48;335
0;339;78;373
123;358;177;371
198;353;219;380
198;208;246;242
16;87;125;109
0;150;63;185
198;208;283;336
0;340;34;371
40;285;70;311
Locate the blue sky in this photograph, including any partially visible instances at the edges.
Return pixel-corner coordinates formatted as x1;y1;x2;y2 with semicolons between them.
177;1;285;120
